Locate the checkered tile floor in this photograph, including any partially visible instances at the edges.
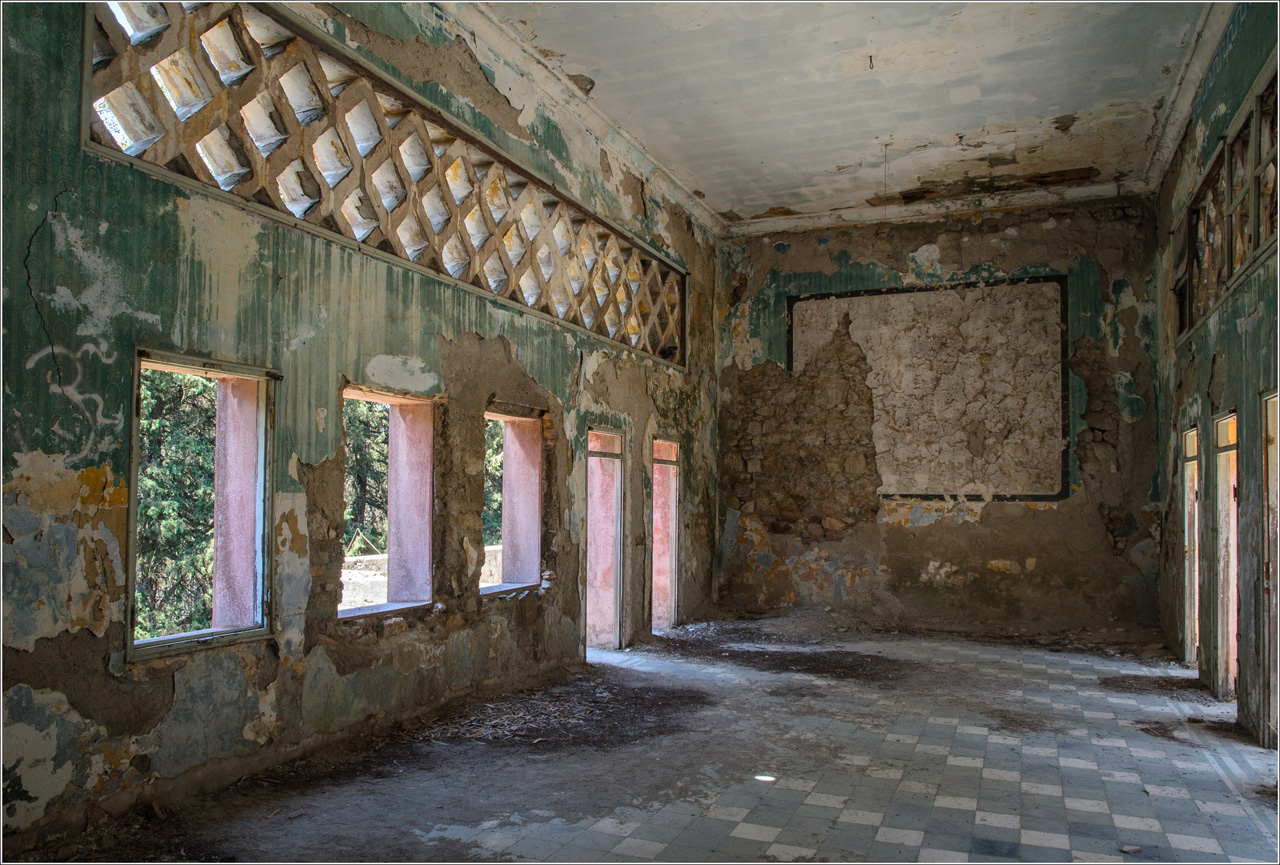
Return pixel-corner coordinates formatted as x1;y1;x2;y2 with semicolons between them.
124;629;1277;864
444;636;1278;863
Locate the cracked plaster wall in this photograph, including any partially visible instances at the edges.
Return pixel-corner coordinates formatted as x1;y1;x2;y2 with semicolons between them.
792;282;1064;496
2;3;717;849
717;198;1161;632
1148;3;1277;745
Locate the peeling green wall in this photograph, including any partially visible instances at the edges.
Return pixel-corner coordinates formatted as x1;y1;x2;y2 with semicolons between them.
2;2;718;844
1152;2;1277;745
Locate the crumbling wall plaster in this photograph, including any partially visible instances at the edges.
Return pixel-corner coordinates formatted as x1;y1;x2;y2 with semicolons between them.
793;282;1064;496
3;3;718;849
1149;2;1277;744
717;198;1160;629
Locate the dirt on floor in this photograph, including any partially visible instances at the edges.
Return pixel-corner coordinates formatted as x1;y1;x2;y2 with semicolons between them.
385;666;713;750
1098;673;1219;706
16;609;1241;863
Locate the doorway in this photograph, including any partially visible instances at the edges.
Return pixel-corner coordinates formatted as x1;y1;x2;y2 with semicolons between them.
1183;427;1200;665
1214;413;1238;695
651;440;679;633
586;430;623;649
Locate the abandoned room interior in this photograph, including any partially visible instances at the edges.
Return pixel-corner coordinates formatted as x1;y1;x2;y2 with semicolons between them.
3;1;1278;862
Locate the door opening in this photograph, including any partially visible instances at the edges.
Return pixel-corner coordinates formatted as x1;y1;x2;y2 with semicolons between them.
1214;413;1239;696
651;440;679;633
586;430;623;649
1183;427;1200;665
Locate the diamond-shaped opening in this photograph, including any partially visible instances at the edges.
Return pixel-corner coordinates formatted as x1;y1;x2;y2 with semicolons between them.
535;245;555;281
503;227;526;267
614;284;631;316
195;124;251;190
548;280;573;319
626;258;642;291
150;49;213;121
505;172;529;202
92;19;117;69
424;122;456;157
93;82;165;156
371;162;406;213
577;228;598;270
240;6;293;57
552;219;572;256
484;175;512;223
422;186;450;233
318;54;358;98
463;207;491;251
376;93;410;129
441;235;469;278
240;92;288;156
470;156;495;182
444;158;472;205
566;258;587;295
519;201;541;239
277;159;320;218
604;249;623;285
199;19;254;85
279;64;324;126
399;133;431;184
580;299;598;329
664;275;681;308
592;273;611;308
396;214;429;262
518;271;541;307
483;252;508;293
625;312;642;346
107;2;169;45
312;127;352;187
344;100;382;157
647;323;663;351
603;305;622;338
341;189;378;241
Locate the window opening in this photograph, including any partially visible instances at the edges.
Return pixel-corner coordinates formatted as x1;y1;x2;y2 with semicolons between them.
1183;428;1200;664
339;388;433;616
1258;77;1277;245
86;2;686;363
1179;73;1278;336
1214;413;1239;695
481;412;542;592
651;440;679;633
586;430;623;648
133;359;266;645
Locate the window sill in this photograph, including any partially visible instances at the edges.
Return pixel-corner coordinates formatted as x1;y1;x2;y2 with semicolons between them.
480;582;541;598
129;624;273;661
337;600;431;620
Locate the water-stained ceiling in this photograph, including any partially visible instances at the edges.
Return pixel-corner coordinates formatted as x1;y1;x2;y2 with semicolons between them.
482;2;1210;232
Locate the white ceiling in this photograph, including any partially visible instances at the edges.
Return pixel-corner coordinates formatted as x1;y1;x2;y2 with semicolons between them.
482;2;1209;231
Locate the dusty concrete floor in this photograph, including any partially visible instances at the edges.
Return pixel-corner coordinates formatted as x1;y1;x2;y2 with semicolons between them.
32;612;1279;863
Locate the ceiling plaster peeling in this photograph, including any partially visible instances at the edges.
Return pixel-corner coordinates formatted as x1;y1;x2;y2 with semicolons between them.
481;1;1219;232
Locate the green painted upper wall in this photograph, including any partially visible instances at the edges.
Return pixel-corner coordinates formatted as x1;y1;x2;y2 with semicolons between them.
1;3;708;488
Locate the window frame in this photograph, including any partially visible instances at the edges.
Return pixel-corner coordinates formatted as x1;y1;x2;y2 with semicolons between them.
126;347;278;660
337;384;438;619
480;404;547;596
1175;56;1278;343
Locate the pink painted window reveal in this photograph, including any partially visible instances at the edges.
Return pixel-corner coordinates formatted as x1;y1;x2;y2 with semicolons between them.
653;439;678;463
588;430;622;454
